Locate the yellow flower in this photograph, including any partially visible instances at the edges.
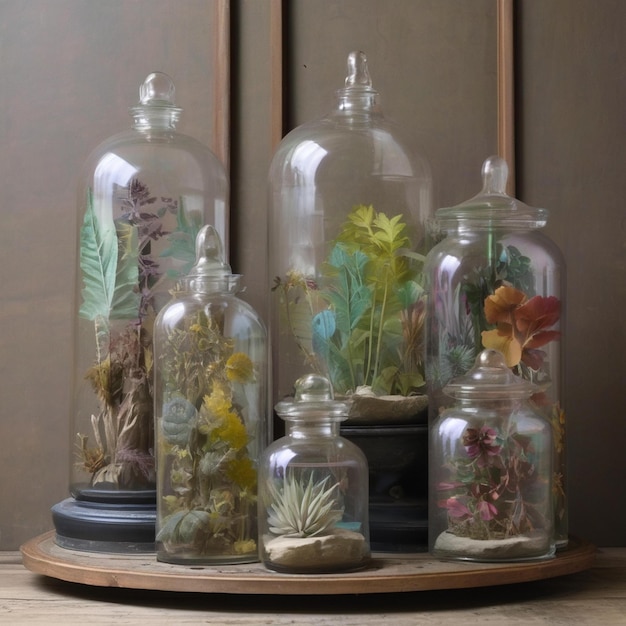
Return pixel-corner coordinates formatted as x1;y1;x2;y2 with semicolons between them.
212;411;248;450
162;495;181;513
225;352;254;383
203;385;232;419
226;456;257;491
234;539;257;554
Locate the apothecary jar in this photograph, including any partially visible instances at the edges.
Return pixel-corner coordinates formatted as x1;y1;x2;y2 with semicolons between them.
258;374;370;573
424;156;567;547
429;349;555;562
54;73;228;552
153;226;267;564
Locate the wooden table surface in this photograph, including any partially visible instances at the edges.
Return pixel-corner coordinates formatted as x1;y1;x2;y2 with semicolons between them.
1;546;625;624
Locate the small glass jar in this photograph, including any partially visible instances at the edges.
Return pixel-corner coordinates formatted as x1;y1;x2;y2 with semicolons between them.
153;226;267;564
268;51;433;406
429;349;555;562
258;374;370;573
424;156;567;547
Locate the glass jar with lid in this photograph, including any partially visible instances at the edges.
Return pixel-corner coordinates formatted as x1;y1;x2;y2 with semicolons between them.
424;156;567;547
153;226;267;564
268;50;434;408
429;349;555;562
53;73;228;552
258;374;370;573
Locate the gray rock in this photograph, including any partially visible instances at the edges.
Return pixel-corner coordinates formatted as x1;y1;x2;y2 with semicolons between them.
434;530;552;561
265;529;367;571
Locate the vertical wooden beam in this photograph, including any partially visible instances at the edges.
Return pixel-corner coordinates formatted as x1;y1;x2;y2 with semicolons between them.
270;0;284;150
213;0;230;170
497;0;515;194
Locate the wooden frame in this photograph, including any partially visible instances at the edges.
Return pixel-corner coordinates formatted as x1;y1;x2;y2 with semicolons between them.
270;0;284;152
213;0;231;170
269;0;515;191
497;0;515;194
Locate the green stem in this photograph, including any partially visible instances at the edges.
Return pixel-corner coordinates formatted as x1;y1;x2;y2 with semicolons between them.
371;278;389;386
365;300;376;386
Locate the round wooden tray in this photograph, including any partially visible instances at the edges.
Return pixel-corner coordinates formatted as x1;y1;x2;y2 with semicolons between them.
20;531;596;595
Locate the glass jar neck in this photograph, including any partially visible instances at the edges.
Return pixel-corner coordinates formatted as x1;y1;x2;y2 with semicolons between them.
286;419;341;439
335;89;381;115
455;397;522;416
442;220;540;235
131;107;181;131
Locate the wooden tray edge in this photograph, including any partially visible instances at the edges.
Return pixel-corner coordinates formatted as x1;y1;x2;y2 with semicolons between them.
20;531;597;596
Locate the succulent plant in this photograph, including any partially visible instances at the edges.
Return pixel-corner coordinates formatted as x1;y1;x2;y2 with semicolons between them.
267;473;344;538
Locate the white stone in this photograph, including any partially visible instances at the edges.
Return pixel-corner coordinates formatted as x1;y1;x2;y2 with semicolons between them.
434;530;552;561
265;529;367;571
347;389;429;424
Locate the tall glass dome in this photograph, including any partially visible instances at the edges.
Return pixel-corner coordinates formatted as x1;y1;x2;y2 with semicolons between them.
268;51;434;409
53;72;228;552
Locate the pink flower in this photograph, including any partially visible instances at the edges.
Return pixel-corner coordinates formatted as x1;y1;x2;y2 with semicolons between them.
442;497;472;520
477;500;498;521
462;426;503;467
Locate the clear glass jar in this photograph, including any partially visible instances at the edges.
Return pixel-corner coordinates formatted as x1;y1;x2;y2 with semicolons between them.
429;349;555;562
153;226;267;564
55;73;228;551
258;374;370;573
268;51;434;407
424;156;567;547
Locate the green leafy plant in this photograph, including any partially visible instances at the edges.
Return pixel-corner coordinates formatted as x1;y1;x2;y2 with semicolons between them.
156;310;258;558
75;180;199;489
266;473;343;538
273;204;426;397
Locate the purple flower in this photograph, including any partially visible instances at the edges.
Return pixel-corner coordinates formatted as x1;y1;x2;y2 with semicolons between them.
462;426;503;467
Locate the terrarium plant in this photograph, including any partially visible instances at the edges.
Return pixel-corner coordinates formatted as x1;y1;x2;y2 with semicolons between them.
428;243;538;391
75;179;199;490
266;472;344;538
437;423;550;541
273;204;427;401
155;307;259;560
429;248;565;549
260;467;368;572
429;348;555;561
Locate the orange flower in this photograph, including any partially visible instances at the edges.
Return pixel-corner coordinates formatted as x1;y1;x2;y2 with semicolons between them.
481;286;560;369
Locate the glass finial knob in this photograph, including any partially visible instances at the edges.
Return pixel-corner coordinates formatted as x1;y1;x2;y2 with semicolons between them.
481;155;509;195
345;51;372;88
139;72;176;105
293;374;334;402
189;225;232;278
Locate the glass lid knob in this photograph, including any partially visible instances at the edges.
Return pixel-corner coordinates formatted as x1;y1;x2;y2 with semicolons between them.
139;72;176;106
188;225;232;279
345;51;372;88
481;155;509;195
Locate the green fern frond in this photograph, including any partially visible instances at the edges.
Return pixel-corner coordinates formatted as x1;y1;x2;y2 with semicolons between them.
79;189;140;321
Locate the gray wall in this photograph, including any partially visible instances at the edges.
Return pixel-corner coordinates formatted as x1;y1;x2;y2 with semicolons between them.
1;0;624;550
516;0;626;547
0;0;223;550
